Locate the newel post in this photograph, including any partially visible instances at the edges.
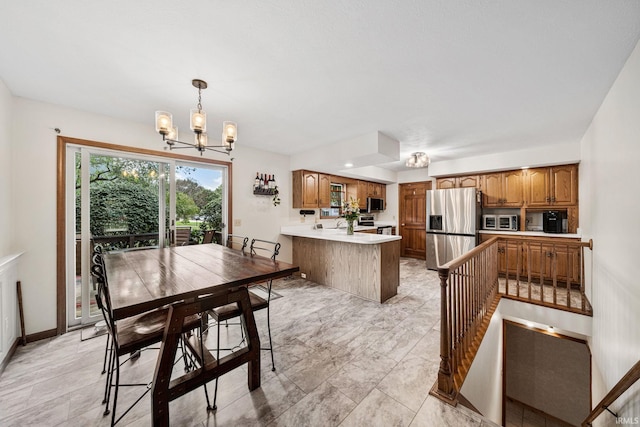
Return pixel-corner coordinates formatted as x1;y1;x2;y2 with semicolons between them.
430;267;457;404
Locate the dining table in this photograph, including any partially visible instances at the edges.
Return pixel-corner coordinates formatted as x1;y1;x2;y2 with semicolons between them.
102;243;299;426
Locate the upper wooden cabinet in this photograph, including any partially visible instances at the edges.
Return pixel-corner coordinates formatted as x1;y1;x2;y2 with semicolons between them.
368;182;384;198
525;164;578;207
436;175;480;190
318;174;332;208
357;180;385;203
292;170;319;208
482;171;525;207
293;170;386;209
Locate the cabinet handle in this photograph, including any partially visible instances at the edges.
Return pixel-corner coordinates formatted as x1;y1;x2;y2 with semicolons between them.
546;196;550;203
551;197;556;203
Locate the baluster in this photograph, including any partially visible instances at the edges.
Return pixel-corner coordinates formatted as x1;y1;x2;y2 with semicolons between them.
435;268;455;400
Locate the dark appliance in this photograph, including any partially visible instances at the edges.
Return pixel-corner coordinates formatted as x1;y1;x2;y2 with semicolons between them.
366;197;384;212
376;226;392;235
426;188;481;270
358;215;375;226
543;210;567;233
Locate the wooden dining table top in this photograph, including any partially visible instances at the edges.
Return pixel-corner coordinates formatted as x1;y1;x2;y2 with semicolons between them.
103;243;299;320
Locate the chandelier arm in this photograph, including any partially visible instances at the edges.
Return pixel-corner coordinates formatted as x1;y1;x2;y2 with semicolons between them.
164;138;230;155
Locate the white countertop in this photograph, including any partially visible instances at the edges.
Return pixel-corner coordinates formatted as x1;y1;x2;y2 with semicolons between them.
281;225;401;244
479;230;582;239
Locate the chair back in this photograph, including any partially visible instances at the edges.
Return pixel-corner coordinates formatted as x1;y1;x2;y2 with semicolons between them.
90;247;118;345
226;234;249;254
175;227;191;246
250;239;281;261
201;229;215;244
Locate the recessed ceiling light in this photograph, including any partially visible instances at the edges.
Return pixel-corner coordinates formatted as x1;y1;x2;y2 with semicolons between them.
344;163;353;167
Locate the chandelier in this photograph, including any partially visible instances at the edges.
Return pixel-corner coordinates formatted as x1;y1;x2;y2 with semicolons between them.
405;152;430;168
155;79;237;156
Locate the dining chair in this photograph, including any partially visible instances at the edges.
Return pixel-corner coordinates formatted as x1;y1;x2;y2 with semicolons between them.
91;248;201;426
175;227;192;246
201;229;215;244
205;237;281;410
226;234;249;252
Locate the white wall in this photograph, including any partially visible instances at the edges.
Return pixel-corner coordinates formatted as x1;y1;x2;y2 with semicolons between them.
580;39;640;420
9;97;291;335
0;79;12;257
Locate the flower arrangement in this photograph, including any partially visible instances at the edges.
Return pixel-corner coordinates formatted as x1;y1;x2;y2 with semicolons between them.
342;197;360;221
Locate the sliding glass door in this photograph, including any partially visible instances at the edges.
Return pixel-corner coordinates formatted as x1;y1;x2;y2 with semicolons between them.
67;146;227;328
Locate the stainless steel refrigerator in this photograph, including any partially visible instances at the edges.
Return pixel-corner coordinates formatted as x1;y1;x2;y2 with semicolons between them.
426;188;481;270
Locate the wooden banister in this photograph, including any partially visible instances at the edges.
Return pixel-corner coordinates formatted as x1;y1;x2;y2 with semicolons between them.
582;360;640;426
430;237;500;404
430;236;594;407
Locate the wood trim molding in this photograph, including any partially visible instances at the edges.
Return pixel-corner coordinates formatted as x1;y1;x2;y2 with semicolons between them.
0;338;21;376
26;328;58;343
56;136;233;336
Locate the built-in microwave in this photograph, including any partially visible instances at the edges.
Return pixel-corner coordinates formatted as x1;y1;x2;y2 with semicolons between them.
366;197;384;212
483;214;497;230
498;215;519;231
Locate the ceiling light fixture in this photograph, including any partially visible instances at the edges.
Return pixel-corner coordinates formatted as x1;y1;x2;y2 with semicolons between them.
155;79;237;156
405;152;430;168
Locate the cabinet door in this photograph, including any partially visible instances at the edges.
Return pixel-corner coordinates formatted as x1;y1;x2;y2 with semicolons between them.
302;172;319;208
499;241;522;277
502;171;525;207
524;243;551;280
357;181;368;204
458;175;480;189
526;168;551;207
550;165;578;206
437;177;457;189
367;182;382;197
552;245;581;284
318;174;332;208
482;173;502;207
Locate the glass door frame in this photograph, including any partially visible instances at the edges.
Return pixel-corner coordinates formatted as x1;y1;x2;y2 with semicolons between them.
58;136;232;332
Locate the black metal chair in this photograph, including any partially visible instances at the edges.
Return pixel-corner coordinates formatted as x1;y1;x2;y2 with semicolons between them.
205;237;280;410
91;248;201;426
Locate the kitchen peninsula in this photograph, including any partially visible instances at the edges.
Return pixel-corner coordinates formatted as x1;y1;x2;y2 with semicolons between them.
280;226;401;303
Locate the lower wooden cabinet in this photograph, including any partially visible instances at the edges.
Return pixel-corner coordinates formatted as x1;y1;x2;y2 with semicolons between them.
481;234;581;284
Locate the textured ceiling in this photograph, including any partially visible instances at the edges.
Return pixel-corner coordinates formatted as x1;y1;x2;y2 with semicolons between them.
1;1;639;171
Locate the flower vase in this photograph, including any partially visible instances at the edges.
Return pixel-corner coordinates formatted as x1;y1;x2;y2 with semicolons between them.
347;219;355;235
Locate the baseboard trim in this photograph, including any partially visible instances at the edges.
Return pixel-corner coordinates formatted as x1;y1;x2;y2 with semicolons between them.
26;328;58;343
506;396;574;427
0;337;21;376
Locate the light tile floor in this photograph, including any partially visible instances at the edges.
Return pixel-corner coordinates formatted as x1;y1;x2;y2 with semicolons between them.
0;258;499;426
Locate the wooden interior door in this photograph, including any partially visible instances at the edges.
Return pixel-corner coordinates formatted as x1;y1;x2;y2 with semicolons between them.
399;181;431;259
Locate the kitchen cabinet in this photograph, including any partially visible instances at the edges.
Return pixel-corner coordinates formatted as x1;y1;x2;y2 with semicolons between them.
498;241;522;277
525;243;580;284
292;170;319;208
356;180;387;207
525;164;578;207
293;170;386;210
436;175;480;190
481;233;581;284
482;171;525;207
367;182;383;198
318;174;332;208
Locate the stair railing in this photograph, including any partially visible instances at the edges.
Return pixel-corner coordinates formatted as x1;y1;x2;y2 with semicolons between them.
582;360;640;426
430;237;500;404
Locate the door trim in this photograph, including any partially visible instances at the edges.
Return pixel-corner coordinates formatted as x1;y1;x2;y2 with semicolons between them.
56;136;233;335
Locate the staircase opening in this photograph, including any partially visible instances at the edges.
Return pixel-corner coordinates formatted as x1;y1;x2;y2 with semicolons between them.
503;320;591;426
